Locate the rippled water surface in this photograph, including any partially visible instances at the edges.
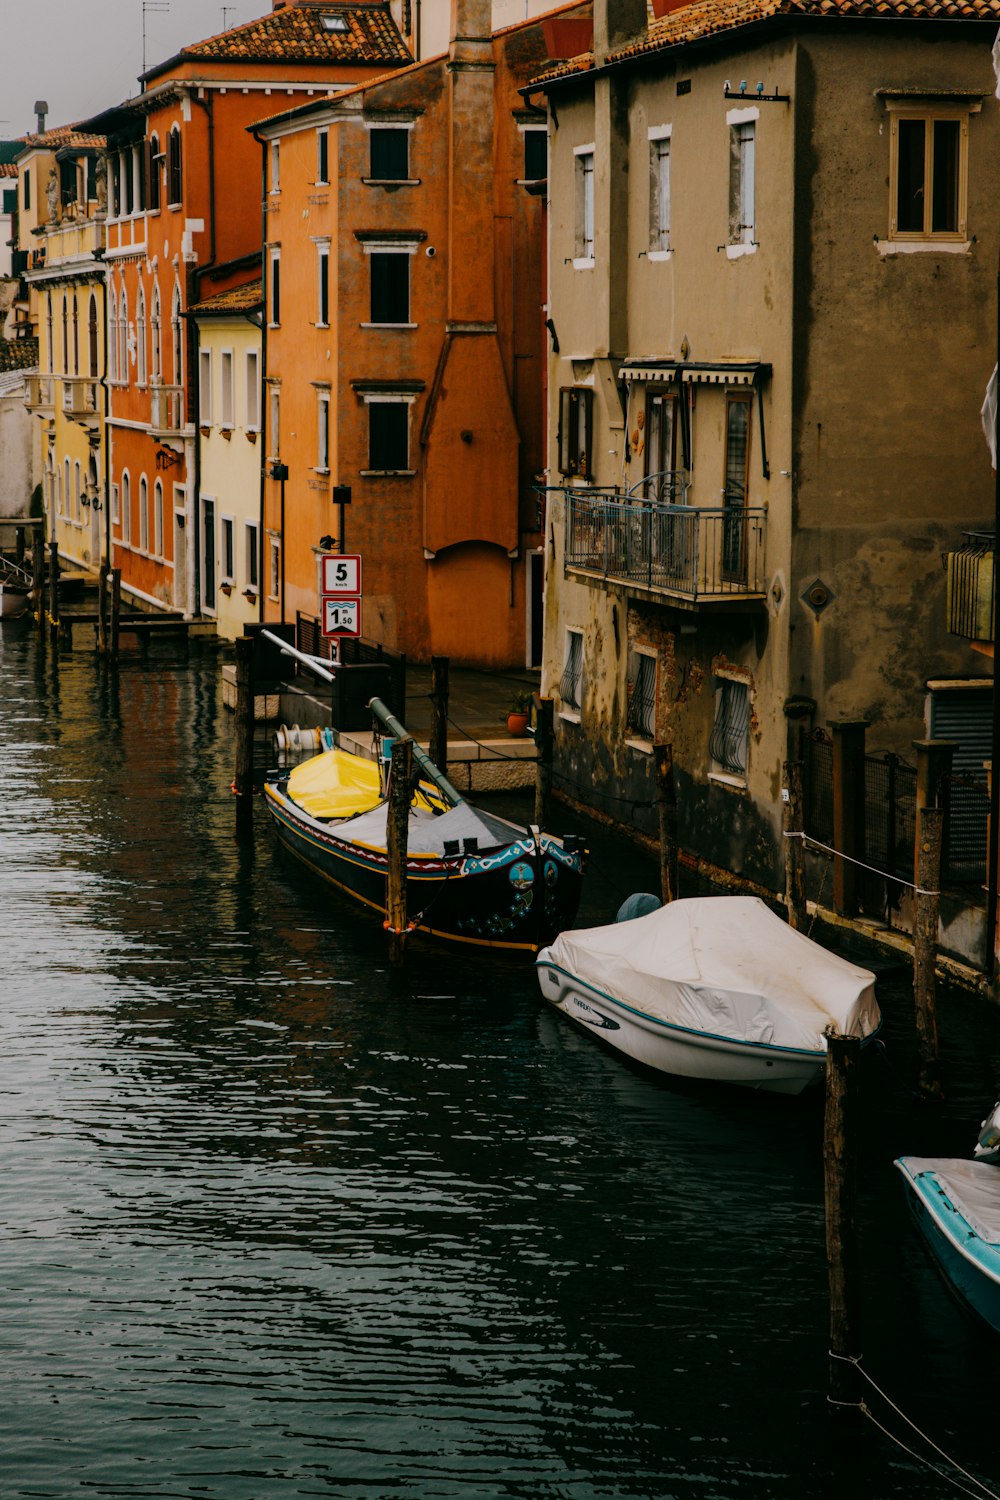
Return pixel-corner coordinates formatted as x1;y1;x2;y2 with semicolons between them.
3;627;1000;1499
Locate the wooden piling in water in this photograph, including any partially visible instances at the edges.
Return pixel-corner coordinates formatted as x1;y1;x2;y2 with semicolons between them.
430;656;449;778
32;528;45;634
824;1029;862;1416
97;565;109;656
534;696;554;830
913;804;944;1101
109;569;121;665
783;759;806;931
233;635;256;823
654;742;678;904
47;541;60;634
386;736;413;964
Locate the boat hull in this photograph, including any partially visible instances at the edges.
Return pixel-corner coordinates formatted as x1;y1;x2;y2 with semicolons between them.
0;584;29;618
265;778;583;953
896;1157;1000;1335
536;956;825;1093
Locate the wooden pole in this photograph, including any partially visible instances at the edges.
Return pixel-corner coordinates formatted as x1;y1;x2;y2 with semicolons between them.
824;1030;863;1415
386;736;413;964
534;695;555;829
654;741;678;904
783;759;807;930
97;564;109;656
913;805;944;1101
233;635;256;826
32;526;45;634
47;541;60;635
430;655;449;775
109;568;121;666
830;719;868;916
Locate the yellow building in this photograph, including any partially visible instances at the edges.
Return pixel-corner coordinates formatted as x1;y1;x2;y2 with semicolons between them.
19;125;108;574
189;282;264;640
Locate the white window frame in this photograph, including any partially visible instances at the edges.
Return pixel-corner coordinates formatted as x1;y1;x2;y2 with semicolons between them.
573;144;595;267
709;674;751;787
268;386;280;458
245;521;259;593
269;140;280;195
199;348;212;425
316;241;330;327
886;102;970;245
316;390;331;473
269;536;281;601
648;125;671;259
317;128;330;186
139;474;149;553
246;350;260;431
727;108;758;258
560;628;584;722
121;470;131;545
519;123;548;184
268;248;281;327
360;240;418;329
220;349;234;431
153;479;164;558
220;513;235;584
111;481;120;526
626;647;657;749
361;391;416;475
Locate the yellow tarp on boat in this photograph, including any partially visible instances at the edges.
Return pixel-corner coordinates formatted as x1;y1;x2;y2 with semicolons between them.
287;750;383;820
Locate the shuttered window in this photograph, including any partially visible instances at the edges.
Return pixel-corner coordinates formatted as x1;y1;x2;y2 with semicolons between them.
710;678;750;777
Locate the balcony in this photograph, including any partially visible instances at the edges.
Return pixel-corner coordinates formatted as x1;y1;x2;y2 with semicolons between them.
563;487;768;610
23;374;54;413
61;377;101;425
149;382;185;438
947;529;993;644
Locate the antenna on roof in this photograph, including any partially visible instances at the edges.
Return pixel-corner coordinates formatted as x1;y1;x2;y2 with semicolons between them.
221;6;236;27
142;0;170;77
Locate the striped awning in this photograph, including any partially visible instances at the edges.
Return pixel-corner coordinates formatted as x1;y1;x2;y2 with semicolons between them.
619;360;771;386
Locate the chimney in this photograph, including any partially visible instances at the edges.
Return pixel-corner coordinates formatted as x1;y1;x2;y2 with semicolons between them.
592;0;647;66
34;100;48;134
449;0;491;66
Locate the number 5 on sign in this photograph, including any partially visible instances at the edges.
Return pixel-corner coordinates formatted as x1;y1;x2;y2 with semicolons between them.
322;597;361;637
321;554;362;594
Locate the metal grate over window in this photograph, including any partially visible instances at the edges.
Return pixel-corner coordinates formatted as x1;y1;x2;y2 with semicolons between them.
560;631;583;709
627;652;656;740
710;678;750;776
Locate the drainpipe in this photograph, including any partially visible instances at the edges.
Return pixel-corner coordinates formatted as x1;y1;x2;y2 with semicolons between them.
188;91;218;621
251;125;267;627
988;255;1000;985
95;244;111;571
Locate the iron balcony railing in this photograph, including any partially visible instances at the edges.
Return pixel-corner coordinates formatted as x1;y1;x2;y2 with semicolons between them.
149;383;185;437
946;528;994;643
564;490;767;602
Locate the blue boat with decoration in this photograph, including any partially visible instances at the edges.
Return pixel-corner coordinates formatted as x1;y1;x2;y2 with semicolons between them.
264;697;586;953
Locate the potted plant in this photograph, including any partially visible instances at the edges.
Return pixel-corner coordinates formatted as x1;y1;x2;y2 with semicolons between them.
506;691;533;737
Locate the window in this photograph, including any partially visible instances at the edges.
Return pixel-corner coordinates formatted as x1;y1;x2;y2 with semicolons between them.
558;387;593;479
710;678;750;779
86;156;97;204
728;116;756;249
220;350;234;429
269;387;280;457
61;296;68;373
46;295;53;374
123;149;134;217
150;285;161;381
723;393;751;582
574;146;595;261
121;471;131;544
73;460;82;521
560;629;583;712
317;391;330;471
72;295;79;375
148;135;161;211
221;516;235;583
136;289;147;386
370;251;409;324
23;168;30;212
139;475;149;551
111;156;121;217
524;127;547;182
269;249;281;325
171;286;183;385
321;13;348;29
890;109;967;240
246;351;260;430
111;483;120;526
367;399;409;471
108;294;117;381
137;143;147;212
154;480;164;557
369;127;408;180
88;294;99;378
269;140;280;194
317;244;330;325
168;128;182;205
628;651;657;741
317;129;329;185
649;127;671;253
202;498;217;611
199;349;212;425
119;289;128;377
245;522;259;590
269;536;281;599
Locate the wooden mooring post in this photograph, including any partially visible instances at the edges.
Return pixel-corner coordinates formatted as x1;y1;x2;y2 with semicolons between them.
386;736;414;964
32;527;45;635
913;804;944;1101
534;695;554;829
783;759;807;931
830;720;868;917
654;741;678;904
97;564;109;656
47;541;60;636
233;635;256;828
109;569;121;665
824;1029;863;1416
430;656;449;777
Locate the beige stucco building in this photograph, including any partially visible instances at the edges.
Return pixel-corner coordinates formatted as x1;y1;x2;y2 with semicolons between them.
534;0;1000;897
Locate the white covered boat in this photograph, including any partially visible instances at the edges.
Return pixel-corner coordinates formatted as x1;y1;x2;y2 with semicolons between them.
895;1156;1000;1335
536;895;880;1094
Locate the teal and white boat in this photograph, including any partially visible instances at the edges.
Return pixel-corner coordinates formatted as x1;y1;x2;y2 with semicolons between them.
896;1139;1000;1337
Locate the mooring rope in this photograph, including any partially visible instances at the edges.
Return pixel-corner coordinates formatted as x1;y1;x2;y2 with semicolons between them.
783;831;939;897
829;1352;1000;1500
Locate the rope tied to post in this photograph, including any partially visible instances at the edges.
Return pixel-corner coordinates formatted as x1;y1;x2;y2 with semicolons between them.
782;830;940;897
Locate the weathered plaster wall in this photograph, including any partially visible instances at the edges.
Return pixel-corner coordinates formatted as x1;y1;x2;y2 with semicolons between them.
0;373;34;518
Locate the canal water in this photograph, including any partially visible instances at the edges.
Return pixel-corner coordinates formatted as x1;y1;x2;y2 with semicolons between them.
3;626;1000;1500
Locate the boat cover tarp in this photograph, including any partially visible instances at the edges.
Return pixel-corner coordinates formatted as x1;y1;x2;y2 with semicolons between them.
542;896;879;1053
323;798;525;857
902;1157;1000;1246
287;750;445;821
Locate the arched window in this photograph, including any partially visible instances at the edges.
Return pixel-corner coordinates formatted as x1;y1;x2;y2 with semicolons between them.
109;290;118;382
72;294;79;375
150;284;161;381
119;288;129;377
55;458;63;515
153;480;164;557
139;475;149;551
168;128;182;206
148;134;161;212
45;453;55;517
136;288;147;385
88;293;99;377
46;294;54;374
171;284;183;386
121;471;131;544
73;460;82;521
64;458;71;516
61;297;69;373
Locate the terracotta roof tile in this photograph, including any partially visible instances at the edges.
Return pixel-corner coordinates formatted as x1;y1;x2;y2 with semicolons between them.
150;2;410;75
188;279;264;314
20;124;106;151
0;339;40;374
0;163;18;178
533;0;1000;81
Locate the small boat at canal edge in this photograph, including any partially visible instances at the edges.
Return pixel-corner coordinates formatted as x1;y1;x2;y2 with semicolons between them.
896;1109;1000;1336
264;702;585;953
0;557;32;618
536;895;880;1093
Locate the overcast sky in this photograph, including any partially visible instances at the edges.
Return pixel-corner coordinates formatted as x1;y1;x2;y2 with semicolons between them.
2;0;265;141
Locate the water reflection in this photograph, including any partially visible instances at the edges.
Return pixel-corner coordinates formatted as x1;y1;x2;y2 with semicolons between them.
1;625;999;1499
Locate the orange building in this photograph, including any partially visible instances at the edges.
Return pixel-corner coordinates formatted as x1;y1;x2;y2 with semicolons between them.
83;1;411;615
254;0;588;667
